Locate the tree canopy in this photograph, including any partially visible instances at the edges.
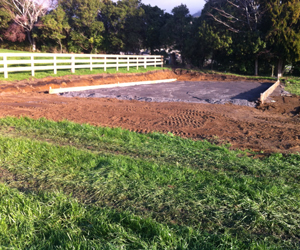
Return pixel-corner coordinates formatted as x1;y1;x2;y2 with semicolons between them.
2;0;300;76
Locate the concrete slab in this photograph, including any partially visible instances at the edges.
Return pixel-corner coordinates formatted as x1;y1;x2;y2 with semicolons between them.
60;80;273;107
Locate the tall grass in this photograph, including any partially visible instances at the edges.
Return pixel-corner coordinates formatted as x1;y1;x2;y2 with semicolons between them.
0;117;299;249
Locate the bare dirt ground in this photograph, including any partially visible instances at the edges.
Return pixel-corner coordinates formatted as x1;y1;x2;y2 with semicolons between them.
0;70;299;154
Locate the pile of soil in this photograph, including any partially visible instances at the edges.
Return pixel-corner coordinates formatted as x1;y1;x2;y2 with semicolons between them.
0;70;299;154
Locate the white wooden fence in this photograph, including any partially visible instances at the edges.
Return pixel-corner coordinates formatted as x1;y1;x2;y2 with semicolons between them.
0;53;164;78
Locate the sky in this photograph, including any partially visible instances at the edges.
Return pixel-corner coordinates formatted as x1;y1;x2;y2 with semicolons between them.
140;0;206;15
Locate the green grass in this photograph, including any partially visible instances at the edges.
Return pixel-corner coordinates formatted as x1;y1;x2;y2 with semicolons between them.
167;66;277;81
0;183;276;250
0;66;169;82
0;117;299;249
0;49;29;53
282;76;300;95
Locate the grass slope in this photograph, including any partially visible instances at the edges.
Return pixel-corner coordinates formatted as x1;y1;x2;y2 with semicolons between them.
0;117;299;249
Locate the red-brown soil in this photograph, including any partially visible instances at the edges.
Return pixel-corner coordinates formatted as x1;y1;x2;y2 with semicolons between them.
0;70;299;154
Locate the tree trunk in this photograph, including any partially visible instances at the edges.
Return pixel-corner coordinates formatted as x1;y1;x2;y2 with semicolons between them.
170;53;176;67
32;37;36;52
58;40;63;53
199;57;205;69
181;54;185;66
27;31;32;49
27;31;36;52
277;58;284;79
255;57;258;76
150;47;154;55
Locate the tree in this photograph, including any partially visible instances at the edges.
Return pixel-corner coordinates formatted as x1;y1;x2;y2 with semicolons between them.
160;4;192;65
0;7;12;41
206;0;265;33
99;0;144;53
266;0;300;77
2;0;54;51
118;0;144;53
140;4;165;54
198;21;232;69
39;6;70;52
205;0;267;75
4;23;26;42
59;0;104;53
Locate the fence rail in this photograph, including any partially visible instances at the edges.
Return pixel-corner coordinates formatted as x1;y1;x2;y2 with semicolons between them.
0;53;164;78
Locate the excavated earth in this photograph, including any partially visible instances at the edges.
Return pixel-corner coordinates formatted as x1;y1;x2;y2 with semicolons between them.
0;69;299;154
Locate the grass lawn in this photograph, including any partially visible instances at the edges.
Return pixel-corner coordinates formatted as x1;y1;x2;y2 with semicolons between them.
282;76;300;95
0;66;169;82
0;116;299;249
0;49;30;53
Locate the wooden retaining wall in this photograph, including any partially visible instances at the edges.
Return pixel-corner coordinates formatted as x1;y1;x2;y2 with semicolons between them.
260;80;280;104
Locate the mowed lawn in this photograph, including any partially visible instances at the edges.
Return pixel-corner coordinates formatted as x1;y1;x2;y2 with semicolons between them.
0;117;299;249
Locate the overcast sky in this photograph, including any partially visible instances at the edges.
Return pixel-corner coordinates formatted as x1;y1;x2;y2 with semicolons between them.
141;0;206;15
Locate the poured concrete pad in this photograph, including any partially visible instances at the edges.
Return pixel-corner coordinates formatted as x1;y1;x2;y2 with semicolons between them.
61;80;273;107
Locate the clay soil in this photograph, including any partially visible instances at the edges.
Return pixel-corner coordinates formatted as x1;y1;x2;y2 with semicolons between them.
0;70;299;154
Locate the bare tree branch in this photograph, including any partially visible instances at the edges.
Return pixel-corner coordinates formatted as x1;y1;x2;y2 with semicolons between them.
206;12;239;32
2;0;53;50
3;0;50;31
206;0;264;32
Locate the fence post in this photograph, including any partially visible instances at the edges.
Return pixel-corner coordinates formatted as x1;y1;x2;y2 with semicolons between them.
3;55;8;78
31;55;35;76
54;56;57;74
144;56;146;69
136;56;138;70
116;56;119;71
71;55;75;73
104;56;106;71
127;56;129;71
161;56;163;67
154;56;156;68
90;56;93;71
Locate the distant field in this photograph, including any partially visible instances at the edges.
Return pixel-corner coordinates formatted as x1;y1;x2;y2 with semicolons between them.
0;116;299;249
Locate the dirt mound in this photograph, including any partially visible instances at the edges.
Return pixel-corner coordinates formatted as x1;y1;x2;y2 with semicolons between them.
258;95;300;117
0;70;176;93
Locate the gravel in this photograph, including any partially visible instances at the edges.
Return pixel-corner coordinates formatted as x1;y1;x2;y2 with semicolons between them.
60;80;274;107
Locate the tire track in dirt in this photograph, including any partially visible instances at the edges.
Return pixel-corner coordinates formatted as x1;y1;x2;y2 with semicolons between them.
0;92;299;154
